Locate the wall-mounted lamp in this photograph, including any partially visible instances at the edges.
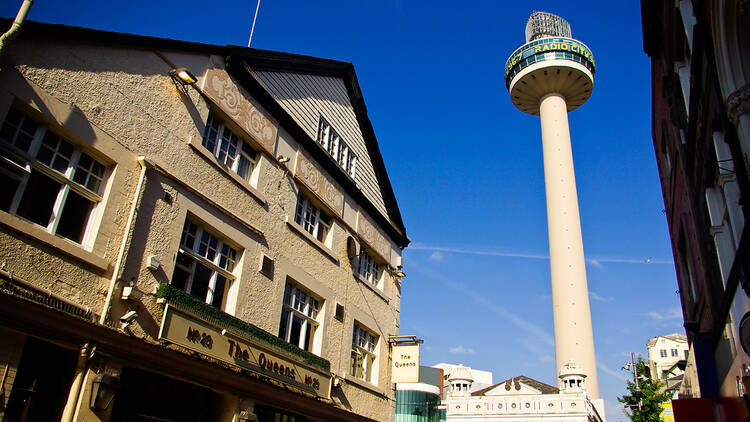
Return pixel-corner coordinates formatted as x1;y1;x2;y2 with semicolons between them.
169;68;197;86
90;374;121;410
394;265;405;278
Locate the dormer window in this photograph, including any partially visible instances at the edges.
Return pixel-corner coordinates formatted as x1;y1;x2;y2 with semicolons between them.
316;116;357;179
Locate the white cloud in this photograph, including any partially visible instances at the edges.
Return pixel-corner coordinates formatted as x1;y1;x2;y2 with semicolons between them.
590;291;613;302
587;259;602;268
428;251;445;261
648;307;682;321
449;346;475;355
596;361;628;381
540;355;553;362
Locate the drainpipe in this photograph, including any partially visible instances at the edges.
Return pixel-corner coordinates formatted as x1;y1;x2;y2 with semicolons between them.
60;342;94;422
99;157;147;325
0;0;33;56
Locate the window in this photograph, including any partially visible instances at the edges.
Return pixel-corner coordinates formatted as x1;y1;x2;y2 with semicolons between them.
0;107;108;245
316;117;357;178
350;323;377;383
202;113;258;181
278;282;321;353
671;348;679;357
660;349;667;358
358;248;382;287
172;219;238;309
294;193;332;244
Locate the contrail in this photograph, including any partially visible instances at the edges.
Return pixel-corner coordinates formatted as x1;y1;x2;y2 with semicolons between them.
410;244;673;265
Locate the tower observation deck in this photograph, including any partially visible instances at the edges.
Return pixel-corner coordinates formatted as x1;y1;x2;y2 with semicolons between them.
505;12;600;400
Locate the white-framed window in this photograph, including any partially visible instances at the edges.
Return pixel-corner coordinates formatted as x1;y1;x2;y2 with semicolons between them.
350;322;378;383
671;348;679;357
294;192;332;244
358;247;382;287
660;349;667;358
202;113;259;181
172;218;239;309
316;116;357;179
0;107;108;245
278;282;321;353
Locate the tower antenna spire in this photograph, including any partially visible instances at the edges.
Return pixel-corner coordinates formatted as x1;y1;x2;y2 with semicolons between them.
247;0;261;47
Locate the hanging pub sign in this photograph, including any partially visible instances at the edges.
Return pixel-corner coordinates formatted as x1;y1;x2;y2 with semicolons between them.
392;344;420;383
159;305;332;399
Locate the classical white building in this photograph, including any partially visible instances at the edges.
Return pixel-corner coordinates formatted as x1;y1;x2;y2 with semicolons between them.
442;361;604;421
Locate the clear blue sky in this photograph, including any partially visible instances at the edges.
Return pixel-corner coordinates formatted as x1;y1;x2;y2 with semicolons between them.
0;1;680;420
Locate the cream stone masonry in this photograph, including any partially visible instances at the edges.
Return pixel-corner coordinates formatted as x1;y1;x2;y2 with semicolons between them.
0;22;407;422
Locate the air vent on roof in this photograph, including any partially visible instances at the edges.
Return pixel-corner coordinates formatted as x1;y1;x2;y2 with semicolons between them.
334;303;345;322
259;254;274;278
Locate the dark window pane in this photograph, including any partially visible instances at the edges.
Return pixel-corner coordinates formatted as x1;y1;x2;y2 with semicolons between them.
211;275;226;308
190;263;212;303
0;172;20;211
17;170;60;227
304;324;313;352
289;315;302;347
278;309;289;340
172;266;190;291
56;189;93;243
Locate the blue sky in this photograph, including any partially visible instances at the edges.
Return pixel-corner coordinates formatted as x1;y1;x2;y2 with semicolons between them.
0;1;681;420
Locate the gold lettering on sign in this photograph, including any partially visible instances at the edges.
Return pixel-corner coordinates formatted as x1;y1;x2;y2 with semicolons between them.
296;155;344;216
203;69;278;154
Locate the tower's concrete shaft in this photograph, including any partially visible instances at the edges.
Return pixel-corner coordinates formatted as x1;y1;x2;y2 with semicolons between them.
505;12;599;398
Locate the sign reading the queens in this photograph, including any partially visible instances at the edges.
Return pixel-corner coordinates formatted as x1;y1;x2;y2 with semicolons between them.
391;344;420;383
159;305;332;399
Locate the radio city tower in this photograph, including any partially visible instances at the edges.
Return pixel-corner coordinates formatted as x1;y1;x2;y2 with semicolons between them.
505;12;599;398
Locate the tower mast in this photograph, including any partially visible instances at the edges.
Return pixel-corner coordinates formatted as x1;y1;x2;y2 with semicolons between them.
505;11;599;398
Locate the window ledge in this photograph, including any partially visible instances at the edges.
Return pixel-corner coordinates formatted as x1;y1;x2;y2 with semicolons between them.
188;140;266;205
354;273;389;303
285;216;339;264
345;374;385;396
0;211;110;273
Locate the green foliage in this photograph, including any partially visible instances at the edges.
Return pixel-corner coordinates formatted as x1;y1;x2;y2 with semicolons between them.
156;283;331;372
617;357;672;422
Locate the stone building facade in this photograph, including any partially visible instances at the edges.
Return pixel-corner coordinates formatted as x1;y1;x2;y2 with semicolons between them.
0;19;408;422
641;0;750;419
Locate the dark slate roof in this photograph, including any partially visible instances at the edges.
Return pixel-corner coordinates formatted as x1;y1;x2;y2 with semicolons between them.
1;19;409;247
472;375;560;396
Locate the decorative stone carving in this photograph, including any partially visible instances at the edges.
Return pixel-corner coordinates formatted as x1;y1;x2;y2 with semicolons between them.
727;83;750;126
203;68;278;154
357;213;390;262
295;154;344;216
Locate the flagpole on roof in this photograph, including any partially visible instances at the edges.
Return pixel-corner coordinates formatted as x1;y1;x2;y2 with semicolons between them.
247;0;261;47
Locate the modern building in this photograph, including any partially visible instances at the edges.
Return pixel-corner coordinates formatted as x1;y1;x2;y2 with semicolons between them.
440;362;604;421
504;11;601;402
647;333;689;383
395;366;445;422
0;18;409;422
641;0;750;420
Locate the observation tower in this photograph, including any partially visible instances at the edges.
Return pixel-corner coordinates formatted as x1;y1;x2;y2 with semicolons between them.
505;12;599;398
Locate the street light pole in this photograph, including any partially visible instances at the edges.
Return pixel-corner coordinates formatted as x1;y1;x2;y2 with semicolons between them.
629;352;644;422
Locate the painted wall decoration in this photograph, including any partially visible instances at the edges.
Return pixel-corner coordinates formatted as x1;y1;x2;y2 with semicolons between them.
203;68;278;154
295;153;344;216
357;213;390;262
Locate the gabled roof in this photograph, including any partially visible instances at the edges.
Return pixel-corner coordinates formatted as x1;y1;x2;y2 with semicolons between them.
472;375;559;396
5;19;409;247
647;333;687;347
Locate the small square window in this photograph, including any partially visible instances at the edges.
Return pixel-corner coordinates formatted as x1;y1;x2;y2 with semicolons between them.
294;192;332;245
